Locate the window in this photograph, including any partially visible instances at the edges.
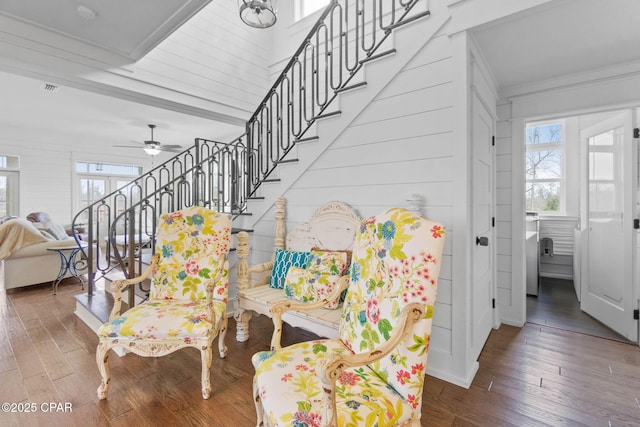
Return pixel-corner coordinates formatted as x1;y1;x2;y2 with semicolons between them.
295;0;330;20
525;121;565;214
0;155;20;217
76;162;142;223
588;126;622;212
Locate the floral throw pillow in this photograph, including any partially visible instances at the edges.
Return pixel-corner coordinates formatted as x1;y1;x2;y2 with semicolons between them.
306;249;350;275
283;266;342;309
269;249;311;289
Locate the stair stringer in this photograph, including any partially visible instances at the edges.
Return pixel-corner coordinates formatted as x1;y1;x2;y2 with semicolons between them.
240;3;452;231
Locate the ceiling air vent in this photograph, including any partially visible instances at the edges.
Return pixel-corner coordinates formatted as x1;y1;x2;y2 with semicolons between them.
41;83;60;93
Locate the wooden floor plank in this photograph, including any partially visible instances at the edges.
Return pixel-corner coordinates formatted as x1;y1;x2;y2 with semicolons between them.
1;280;639;426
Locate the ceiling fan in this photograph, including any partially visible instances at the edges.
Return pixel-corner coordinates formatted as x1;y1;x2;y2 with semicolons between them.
114;124;182;156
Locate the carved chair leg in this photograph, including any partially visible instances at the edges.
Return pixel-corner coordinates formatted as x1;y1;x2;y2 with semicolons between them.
218;316;228;358
270;313;283;350
96;341;111;400
201;344;213;399
235;309;252;342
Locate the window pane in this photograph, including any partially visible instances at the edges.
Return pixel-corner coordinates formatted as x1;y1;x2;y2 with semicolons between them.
299;0;329;18
526;181;561;212
76;162;88;173
589;129;616;146
0;176;7;217
589;152;614;180
80;179;106;204
0;172;18;217
526;123;562;145
589;183;616;212
76;162;141;176
526;149;562;180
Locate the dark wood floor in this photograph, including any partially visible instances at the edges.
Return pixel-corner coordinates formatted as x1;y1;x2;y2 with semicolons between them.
1;278;639;426
527;277;630;342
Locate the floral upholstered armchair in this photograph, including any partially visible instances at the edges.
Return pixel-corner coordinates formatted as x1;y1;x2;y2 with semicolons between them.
252;208;446;426
96;206;232;400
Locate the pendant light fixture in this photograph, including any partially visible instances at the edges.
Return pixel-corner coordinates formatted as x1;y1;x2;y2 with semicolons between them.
238;0;277;28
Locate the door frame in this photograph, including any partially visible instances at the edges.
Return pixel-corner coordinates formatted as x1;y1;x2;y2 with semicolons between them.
512;106;639;343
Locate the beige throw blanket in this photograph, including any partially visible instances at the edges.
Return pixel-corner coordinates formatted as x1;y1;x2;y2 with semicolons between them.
0;219;48;260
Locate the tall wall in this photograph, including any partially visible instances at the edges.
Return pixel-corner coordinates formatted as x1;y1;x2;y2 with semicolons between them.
131;0;272;117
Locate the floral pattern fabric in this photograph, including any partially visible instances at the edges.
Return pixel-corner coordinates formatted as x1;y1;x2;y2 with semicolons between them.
307;249;350;275
253;339;416;427
98;207;232;343
98;299;226;341
283;266;342;309
151;208;231;302
253;208;446;426
282;249;350;309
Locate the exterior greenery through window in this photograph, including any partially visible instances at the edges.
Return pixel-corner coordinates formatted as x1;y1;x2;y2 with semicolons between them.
296;0;329;20
525;121;565;214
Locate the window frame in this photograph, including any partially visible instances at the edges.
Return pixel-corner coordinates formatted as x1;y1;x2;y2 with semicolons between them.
0;155;20;217
74;161;142;224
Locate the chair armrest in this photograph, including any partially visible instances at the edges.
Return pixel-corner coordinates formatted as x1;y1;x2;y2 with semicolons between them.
249;261;274;274
109;253;159;321
269;275;349;350
317;303;425;427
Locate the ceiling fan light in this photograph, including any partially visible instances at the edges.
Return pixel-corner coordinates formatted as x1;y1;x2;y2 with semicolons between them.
238;0;277;28
144;147;161;156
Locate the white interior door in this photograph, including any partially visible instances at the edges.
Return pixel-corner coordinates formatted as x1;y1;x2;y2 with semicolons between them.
580;110;636;341
471;93;495;357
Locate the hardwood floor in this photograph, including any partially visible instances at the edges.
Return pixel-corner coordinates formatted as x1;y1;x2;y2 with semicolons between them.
1;278;639;426
527;277;630;342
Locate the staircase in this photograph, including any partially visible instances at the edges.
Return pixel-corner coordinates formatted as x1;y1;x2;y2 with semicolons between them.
73;0;437;329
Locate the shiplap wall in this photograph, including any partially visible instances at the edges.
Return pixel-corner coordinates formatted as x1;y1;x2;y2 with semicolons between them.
495;100;516;323
0;138;152;226
246;1;460;379
120;0;272;117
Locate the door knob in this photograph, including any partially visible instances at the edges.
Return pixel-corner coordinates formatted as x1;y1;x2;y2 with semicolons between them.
476;236;489;246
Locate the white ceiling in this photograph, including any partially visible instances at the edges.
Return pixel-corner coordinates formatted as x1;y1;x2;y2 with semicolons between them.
0;0;212;60
0;0;243;156
0;69;243;154
472;0;640;96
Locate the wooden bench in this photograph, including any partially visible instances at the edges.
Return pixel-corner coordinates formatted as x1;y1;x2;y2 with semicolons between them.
234;198;360;348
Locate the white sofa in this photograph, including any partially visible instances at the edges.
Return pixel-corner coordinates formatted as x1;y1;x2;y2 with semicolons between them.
1;218;83;290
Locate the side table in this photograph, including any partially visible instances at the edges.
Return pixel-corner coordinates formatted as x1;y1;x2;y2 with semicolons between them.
47;242;88;294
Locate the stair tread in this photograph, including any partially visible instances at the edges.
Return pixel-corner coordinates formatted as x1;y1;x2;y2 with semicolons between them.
75;291;129;324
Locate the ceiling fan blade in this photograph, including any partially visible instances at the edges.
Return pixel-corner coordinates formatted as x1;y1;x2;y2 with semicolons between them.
157;144;183;151
112;145;143;149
